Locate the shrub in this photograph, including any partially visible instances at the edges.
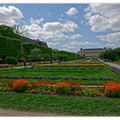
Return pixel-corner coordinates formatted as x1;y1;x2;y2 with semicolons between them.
5;57;16;64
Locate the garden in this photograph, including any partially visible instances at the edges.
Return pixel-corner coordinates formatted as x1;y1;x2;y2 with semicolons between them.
0;60;120;116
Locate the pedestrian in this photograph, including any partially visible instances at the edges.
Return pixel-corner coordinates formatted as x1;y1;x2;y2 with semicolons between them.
50;60;52;65
58;60;60;64
29;61;32;65
33;61;36;67
23;60;26;68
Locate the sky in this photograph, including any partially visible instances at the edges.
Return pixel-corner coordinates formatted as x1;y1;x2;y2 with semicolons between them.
0;3;120;53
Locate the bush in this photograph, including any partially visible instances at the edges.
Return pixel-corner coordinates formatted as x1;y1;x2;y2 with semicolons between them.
5;57;16;64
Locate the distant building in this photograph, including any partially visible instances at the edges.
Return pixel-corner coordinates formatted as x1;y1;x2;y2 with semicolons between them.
77;47;107;59
27;39;48;47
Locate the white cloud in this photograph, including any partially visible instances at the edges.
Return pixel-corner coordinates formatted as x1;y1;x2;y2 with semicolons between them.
47;42;59;47
0;5;23;26
70;34;82;39
30;18;44;24
85;4;120;32
88;14;110;32
106;43;120;48
65;7;78;16
42;22;64;33
24;20;79;41
62;44;75;49
70;41;99;46
96;32;120;43
41;33;69;41
24;23;42;38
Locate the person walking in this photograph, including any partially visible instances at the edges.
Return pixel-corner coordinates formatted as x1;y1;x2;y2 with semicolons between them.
23;60;26;68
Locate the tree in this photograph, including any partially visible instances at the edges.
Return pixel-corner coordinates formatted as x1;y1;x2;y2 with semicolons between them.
30;47;41;61
44;54;51;61
99;48;120;61
56;54;69;61
11;25;28;37
5;57;16;64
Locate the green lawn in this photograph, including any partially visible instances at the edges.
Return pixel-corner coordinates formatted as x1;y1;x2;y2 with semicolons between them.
112;62;120;65
0;92;120;116
0;66;119;85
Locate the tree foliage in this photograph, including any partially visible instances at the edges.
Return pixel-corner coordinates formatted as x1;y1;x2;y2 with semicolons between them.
99;48;120;61
52;49;82;61
5;56;16;64
30;47;41;61
23;43;52;60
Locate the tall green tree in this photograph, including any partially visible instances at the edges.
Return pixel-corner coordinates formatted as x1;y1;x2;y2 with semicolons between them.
30;47;41;61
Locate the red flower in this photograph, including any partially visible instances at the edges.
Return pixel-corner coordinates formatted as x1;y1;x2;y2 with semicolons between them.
39;81;54;85
69;79;72;82
85;85;88;87
74;83;81;86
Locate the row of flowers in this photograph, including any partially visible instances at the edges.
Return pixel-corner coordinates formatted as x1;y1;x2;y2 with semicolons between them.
36;64;105;67
66;61;101;64
0;79;119;97
0;64;12;68
115;61;120;63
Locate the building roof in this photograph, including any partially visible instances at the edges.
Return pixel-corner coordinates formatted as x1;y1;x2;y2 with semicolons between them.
84;48;103;50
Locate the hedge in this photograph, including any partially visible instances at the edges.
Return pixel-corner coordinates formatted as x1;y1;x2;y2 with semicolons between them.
53;50;82;60
0;35;22;61
23;43;52;59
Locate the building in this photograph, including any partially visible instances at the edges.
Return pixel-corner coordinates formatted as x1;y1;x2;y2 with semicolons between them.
27;39;48;47
77;47;107;59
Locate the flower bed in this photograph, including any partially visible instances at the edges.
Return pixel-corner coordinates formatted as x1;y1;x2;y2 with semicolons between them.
102;81;120;97
0;79;119;97
0;64;12;68
36;64;105;67
0;74;114;81
110;68;120;77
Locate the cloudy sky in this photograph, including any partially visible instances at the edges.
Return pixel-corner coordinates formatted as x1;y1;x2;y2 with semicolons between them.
0;3;120;52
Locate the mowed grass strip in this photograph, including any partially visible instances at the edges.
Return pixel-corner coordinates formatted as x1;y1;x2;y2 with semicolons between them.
0;92;120;116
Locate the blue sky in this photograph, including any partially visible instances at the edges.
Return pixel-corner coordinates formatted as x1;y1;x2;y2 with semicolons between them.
0;3;120;53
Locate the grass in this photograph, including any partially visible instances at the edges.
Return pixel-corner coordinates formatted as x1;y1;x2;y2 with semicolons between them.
0;66;119;85
0;92;120;116
112;62;120;65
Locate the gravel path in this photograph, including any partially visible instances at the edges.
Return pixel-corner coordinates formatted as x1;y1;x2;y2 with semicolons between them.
0;108;67;116
99;59;120;69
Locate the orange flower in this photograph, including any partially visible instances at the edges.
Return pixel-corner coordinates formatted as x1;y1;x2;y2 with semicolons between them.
102;82;120;95
54;82;70;88
11;79;30;89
